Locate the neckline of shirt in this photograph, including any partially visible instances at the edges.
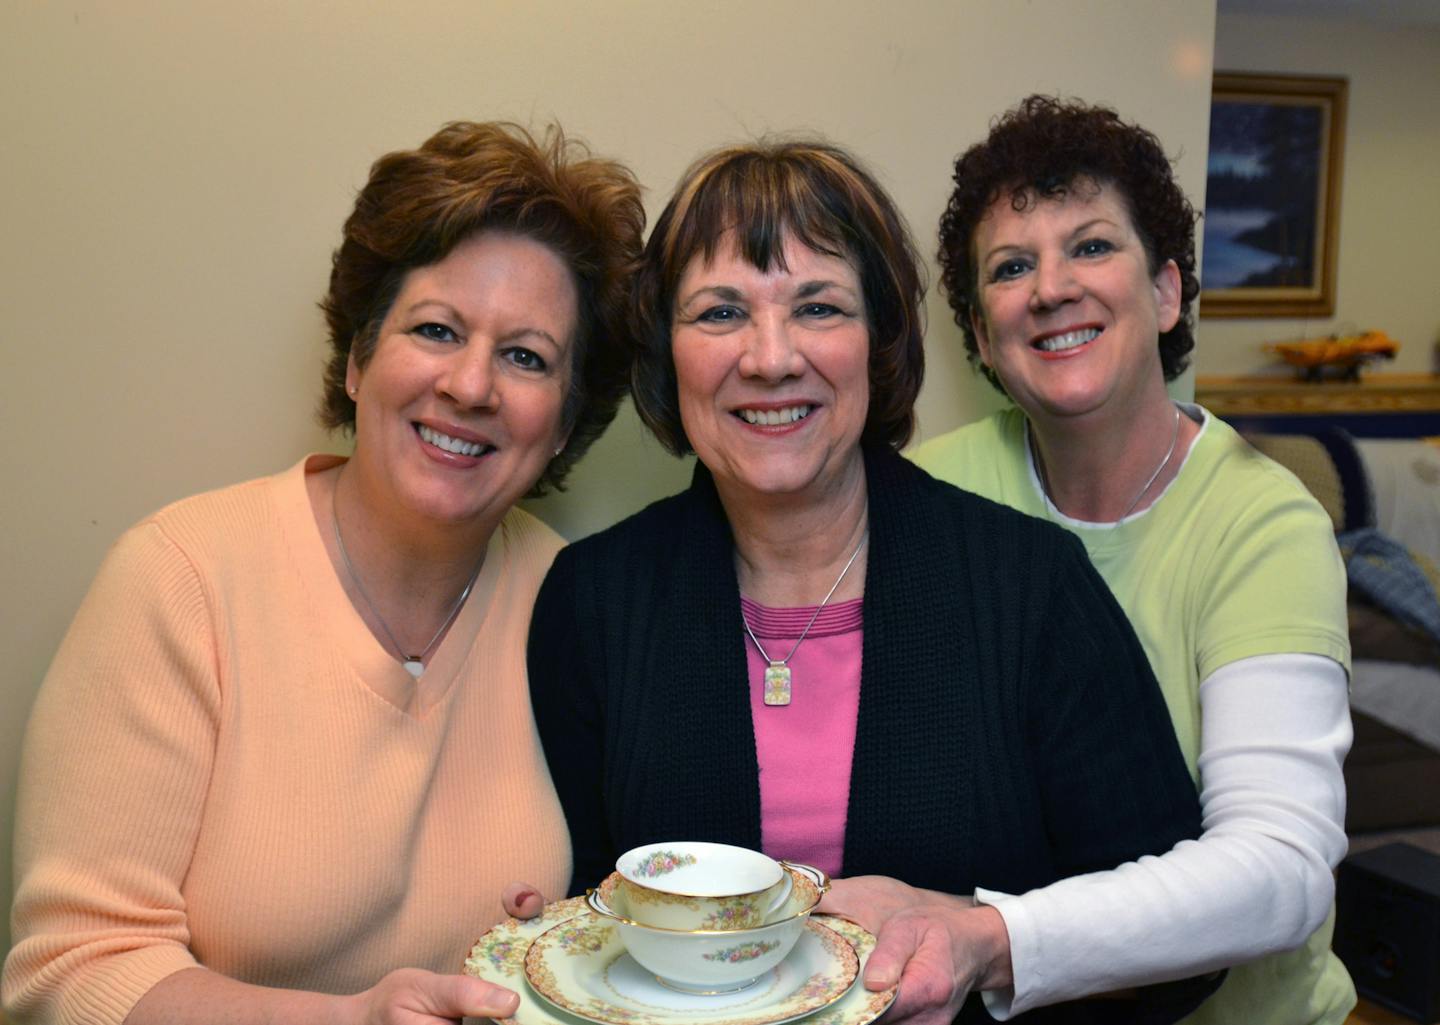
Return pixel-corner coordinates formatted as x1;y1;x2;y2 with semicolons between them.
739;595;864;639
1026;402;1211;533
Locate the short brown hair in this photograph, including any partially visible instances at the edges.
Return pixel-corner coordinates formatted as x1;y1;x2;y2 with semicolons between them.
937;95;1199;393
630;139;925;455
319;121;644;495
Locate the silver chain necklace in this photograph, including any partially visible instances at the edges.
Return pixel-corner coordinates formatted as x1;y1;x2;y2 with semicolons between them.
741;529;867;707
1032;403;1181;524
332;501;484;679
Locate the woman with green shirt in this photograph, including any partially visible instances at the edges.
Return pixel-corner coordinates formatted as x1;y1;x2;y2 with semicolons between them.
893;96;1352;1023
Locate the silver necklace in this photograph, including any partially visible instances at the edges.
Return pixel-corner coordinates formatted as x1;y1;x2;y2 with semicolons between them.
1032;403;1182;523
332;501;484;679
741;529;867;707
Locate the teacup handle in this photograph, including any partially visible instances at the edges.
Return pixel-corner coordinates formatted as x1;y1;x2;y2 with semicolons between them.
759;872;794;920
778;859;831;895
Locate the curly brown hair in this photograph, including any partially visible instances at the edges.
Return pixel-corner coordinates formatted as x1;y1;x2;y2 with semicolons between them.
937;95;1199;393
630;139;926;455
319;121;644;495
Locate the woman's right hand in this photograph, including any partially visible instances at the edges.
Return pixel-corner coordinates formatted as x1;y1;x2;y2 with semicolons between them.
345;881;551;1023
124;963;519;1025
347;968;520;1025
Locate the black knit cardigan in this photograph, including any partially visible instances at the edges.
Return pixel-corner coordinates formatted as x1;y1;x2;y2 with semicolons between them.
529;447;1210;1021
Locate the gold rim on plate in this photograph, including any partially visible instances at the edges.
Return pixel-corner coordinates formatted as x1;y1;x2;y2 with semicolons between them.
465;897;896;1025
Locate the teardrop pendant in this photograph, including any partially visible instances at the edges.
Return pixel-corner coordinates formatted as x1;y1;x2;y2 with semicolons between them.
403;659;425;679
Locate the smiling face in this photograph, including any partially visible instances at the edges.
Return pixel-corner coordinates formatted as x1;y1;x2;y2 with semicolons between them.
970;180;1181;425
670;233;870;506
346;230;577;533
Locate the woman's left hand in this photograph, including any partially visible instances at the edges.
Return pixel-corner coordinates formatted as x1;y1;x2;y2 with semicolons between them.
818;875;927;935
819;876;1013;1025
501;881;548;920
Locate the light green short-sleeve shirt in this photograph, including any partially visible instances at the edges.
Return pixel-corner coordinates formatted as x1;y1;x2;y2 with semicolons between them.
910;405;1354;1025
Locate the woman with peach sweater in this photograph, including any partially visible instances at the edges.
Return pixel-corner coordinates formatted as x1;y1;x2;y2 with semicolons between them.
1;121;643;1025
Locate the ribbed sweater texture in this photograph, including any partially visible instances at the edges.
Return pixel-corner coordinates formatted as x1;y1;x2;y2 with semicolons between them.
3;456;571;1025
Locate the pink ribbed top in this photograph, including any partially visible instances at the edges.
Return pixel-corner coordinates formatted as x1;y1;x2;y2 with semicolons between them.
741;596;864;877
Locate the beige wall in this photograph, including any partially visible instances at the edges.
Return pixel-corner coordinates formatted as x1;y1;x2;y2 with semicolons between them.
0;1;1216;959
1202;12;1440;376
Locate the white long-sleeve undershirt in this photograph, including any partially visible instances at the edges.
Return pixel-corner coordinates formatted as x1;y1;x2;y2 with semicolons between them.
978;652;1351;1019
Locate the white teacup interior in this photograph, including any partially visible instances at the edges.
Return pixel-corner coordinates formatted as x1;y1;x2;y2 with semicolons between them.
596;863;821;929
618;841;782;897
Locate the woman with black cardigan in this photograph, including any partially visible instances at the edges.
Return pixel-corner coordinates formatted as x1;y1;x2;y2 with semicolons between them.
528;139;1214;1023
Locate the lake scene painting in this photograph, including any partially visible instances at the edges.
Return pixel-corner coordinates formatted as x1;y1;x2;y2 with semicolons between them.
1200;74;1345;318
1202;99;1323;289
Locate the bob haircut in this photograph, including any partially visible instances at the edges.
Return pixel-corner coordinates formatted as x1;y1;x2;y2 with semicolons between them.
319;121;644;495
937;95;1200;393
630;139;925;455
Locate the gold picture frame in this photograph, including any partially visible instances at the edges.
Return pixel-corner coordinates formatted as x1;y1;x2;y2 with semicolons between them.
1200;72;1347;318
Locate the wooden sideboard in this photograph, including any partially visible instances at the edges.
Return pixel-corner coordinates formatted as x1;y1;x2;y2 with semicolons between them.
1195;374;1440;438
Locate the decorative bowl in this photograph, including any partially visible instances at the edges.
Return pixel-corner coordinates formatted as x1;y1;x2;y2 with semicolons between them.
588;861;828;992
615;841;788;931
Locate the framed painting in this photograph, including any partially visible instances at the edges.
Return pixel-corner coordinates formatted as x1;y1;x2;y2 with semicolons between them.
1200;72;1347;318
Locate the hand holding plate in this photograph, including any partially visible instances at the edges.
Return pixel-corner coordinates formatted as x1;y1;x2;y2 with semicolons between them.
816;875;924;936
346;966;520;1024
867;906;1014;1025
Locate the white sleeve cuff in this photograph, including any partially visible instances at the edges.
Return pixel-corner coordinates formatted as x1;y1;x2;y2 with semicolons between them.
974;888;1025;1021
970;653;1349;1016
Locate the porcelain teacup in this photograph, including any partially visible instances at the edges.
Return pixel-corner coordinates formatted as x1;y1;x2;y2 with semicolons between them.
615;841;790;931
589;861;828;992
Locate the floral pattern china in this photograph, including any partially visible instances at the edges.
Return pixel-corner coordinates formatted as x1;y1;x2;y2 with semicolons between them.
525;911;854;1025
464;897;895;1025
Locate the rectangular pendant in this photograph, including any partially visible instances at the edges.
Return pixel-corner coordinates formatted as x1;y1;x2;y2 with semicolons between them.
763;663;792;706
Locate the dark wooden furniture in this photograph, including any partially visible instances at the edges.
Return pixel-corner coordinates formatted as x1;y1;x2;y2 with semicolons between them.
1195;373;1440;438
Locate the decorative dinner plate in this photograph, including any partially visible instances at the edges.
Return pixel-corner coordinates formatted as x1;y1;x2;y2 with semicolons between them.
464;898;896;1025
524;912;856;1025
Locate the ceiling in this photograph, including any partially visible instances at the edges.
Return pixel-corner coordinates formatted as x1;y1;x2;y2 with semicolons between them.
1216;0;1440;28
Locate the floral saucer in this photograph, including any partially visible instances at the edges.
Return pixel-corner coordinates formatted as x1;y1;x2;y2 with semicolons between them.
525;911;855;1025
465;897;896;1025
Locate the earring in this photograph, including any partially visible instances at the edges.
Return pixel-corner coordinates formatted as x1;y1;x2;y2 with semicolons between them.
553;445;564;457
348;385;358;397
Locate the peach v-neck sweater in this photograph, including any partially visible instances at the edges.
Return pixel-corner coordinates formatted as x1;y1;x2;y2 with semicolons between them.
2;456;571;1025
